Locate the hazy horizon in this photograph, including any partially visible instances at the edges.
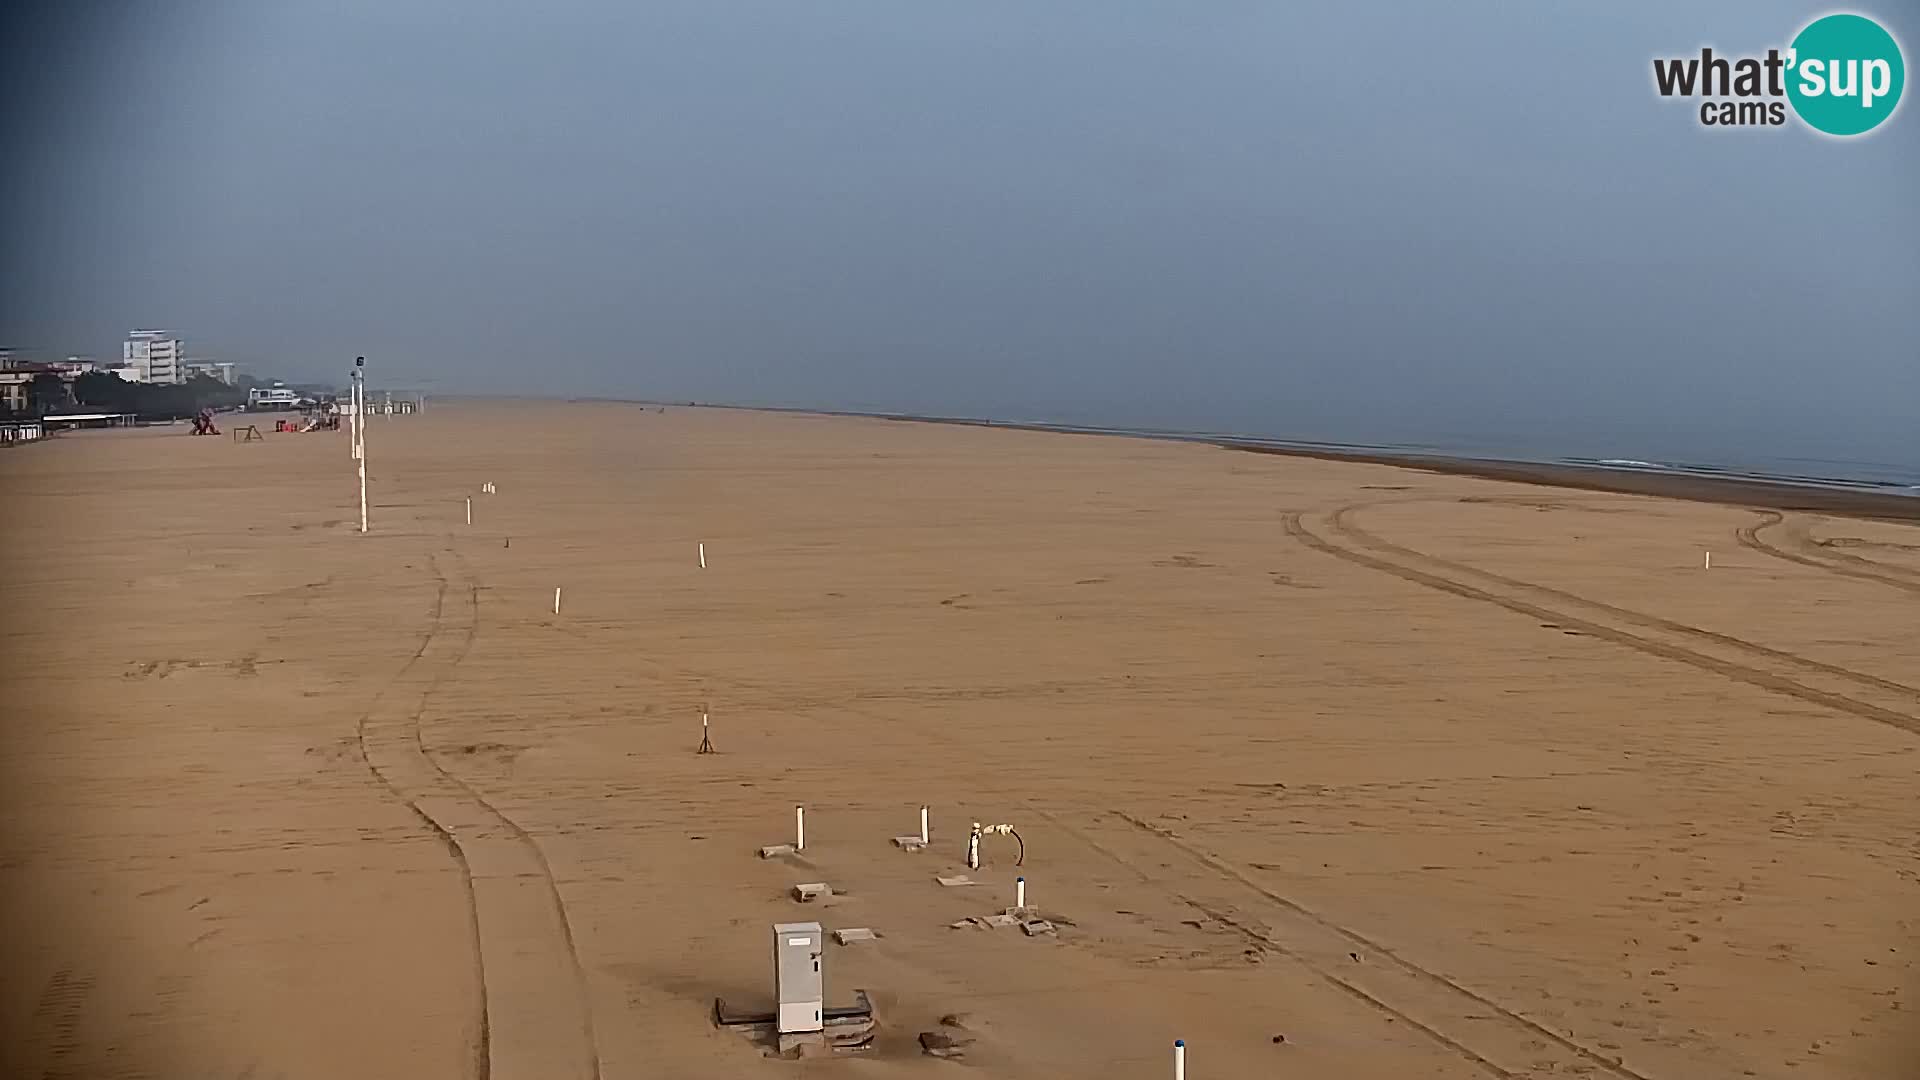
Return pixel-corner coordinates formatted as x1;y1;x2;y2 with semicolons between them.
2;2;1914;472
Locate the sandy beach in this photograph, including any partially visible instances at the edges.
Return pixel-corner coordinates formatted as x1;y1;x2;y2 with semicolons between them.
1;401;1914;1080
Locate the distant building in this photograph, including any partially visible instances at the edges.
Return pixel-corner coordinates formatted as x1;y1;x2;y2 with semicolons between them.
0;362;77;412
124;330;184;384
41;412;137;431
0;371;27;412
1;418;45;447
246;384;301;410
182;360;237;384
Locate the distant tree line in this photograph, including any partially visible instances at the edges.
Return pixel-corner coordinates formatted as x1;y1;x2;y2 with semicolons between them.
62;371;258;420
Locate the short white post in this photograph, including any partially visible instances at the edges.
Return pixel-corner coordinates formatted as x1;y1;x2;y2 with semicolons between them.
1704;550;1712;570
699;542;707;569
967;822;981;870
553;587;562;615
795;805;806;851
919;805;930;844
1015;876;1026;911
1174;1039;1186;1080
465;496;473;525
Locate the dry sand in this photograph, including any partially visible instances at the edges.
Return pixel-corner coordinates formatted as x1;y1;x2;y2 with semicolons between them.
1;401;1914;1079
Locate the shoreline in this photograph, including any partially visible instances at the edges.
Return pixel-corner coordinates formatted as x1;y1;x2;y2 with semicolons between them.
870;413;1920;522
1224;443;1920;523
56;393;1920;524
534;397;1920;525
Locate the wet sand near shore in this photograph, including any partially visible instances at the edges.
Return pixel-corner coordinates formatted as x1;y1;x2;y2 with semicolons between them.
1;401;1914;1079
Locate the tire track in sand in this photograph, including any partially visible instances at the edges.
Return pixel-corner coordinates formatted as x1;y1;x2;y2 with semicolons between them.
1329;501;1920;710
571;615;1616;1076
17;968;96;1079
1284;509;1920;738
548;546;1631;1075
357;549;601;1080
1038;808;1653;1080
1736;510;1920;596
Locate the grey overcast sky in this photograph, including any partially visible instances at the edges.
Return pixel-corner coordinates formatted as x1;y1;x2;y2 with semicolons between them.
2;2;1915;469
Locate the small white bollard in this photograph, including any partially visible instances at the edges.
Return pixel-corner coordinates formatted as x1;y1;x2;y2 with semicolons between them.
1174;1039;1186;1080
465;496;473;525
920;806;930;845
553;587;562;615
1015;877;1026;911
795;805;805;851
1704;550;1712;570
699;542;706;569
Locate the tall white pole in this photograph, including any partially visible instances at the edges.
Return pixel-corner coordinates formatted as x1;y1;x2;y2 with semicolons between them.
1173;1040;1186;1080
355;361;368;530
795;806;806;851
920;805;929;844
466;496;473;526
355;358;368;534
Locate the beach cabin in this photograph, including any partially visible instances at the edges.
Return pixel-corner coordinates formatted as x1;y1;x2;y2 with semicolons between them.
0;418;45;447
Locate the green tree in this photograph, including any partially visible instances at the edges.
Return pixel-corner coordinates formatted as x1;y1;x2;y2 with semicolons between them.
27;372;70;413
184;374;245;413
72;371;132;410
65;371;248;420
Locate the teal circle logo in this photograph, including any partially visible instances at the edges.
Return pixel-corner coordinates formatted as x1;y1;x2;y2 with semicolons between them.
1786;13;1905;136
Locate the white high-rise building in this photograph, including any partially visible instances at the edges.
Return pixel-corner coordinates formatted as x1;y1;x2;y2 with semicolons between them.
124;330;183;384
183;360;236;384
